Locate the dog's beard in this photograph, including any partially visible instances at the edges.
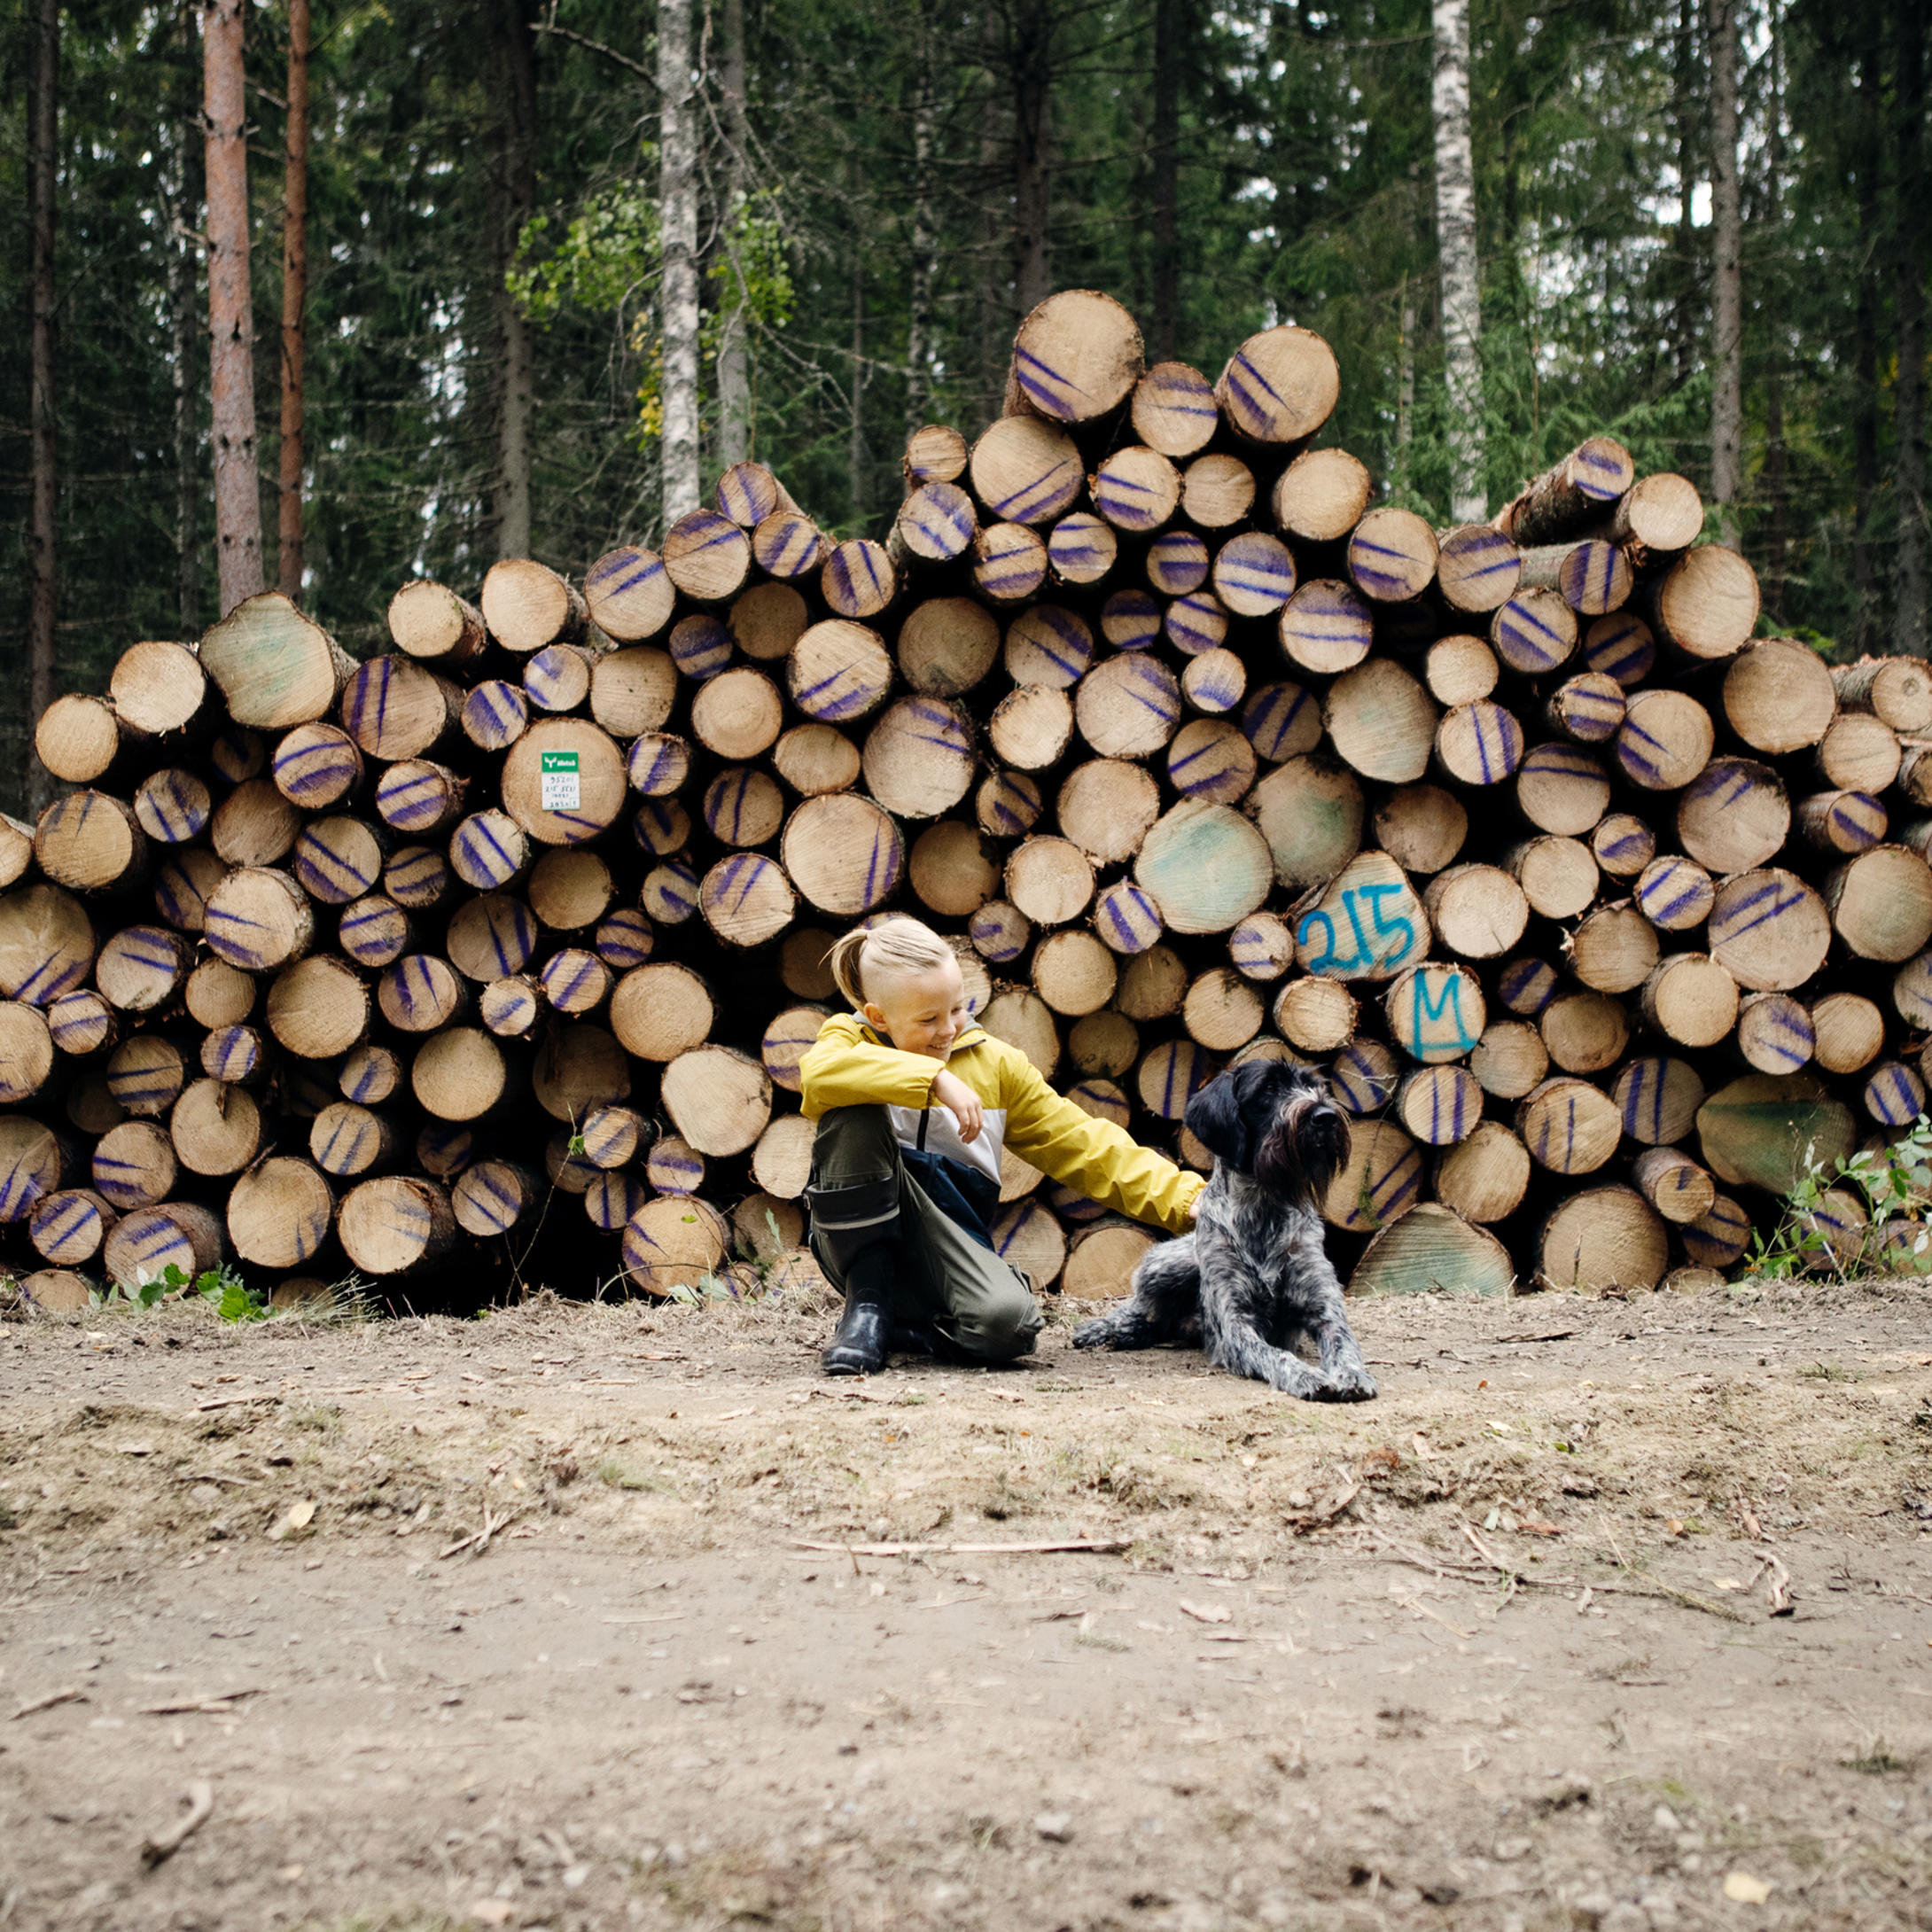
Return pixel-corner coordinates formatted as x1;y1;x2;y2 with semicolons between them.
1252;1094;1352;1204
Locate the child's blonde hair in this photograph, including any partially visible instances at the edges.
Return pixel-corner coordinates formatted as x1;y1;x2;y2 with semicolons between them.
828;915;954;1009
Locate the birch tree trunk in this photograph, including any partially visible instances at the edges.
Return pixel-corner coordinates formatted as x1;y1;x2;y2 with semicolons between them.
714;0;751;467
905;0;936;432
490;0;537;557
1430;0;1484;523
278;0;310;598
27;0;58;814
1673;0;1699;386
1708;0;1742;545
658;0;701;520
169;0;201;632
1012;7;1053;315
203;0;263;615
1895;0;1928;654
1396;277;1415;464
1150;0;1180;361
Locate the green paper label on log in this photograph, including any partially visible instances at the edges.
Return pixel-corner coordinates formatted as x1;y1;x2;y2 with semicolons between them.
540;750;581;812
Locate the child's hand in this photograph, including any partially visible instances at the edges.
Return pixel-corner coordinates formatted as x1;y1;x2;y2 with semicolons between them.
931;1069;985;1144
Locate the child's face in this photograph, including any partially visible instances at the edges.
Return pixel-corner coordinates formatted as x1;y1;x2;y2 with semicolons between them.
863;956;970;1059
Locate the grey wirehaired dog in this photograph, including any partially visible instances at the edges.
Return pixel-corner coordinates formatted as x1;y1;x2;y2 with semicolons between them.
1073;1059;1376;1402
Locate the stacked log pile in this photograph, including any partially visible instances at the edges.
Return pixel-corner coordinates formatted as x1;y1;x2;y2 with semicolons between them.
7;285;1932;1311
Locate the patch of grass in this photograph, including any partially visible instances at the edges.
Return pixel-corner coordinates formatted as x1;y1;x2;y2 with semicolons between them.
1799;1360;1858;1383
1842;1740;1917;1776
594;1453;655;1491
0;1498;16;1531
1590;1653;1653;1682
292;1403;343;1435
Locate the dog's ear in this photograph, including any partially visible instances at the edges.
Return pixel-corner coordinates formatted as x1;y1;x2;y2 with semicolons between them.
1184;1063;1258;1171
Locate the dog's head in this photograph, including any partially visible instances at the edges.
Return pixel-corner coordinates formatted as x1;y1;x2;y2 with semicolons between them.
1185;1059;1352;1206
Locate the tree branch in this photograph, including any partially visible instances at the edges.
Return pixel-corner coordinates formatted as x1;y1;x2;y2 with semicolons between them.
531;18;655;84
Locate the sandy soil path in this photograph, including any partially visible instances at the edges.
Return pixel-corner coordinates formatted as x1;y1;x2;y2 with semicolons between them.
3;1280;1931;1930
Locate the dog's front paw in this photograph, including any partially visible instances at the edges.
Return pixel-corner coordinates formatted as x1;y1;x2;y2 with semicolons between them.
1070;1320;1110;1350
1322;1367;1378;1402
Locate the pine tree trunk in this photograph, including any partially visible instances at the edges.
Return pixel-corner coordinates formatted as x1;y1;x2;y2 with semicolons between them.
1430;0;1484;522
204;0;264;615
278;0;309;598
849;222;868;523
1708;0;1742;542
1853;11;1885;647
714;0;751;467
1894;0;1928;653
491;0;536;557
169;0;201;633
1151;0;1180;362
976;3;1008;420
1012;7;1052;314
27;0;58;815
658;0;702;520
905;0;936;432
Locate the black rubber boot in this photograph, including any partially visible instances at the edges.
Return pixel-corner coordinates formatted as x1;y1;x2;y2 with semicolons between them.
823;1245;895;1375
807;1174;902;1377
888;1318;938;1358
823;1296;892;1375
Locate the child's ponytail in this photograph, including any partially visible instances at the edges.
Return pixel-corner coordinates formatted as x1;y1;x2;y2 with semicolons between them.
828;915;954;1010
827;927;871;1009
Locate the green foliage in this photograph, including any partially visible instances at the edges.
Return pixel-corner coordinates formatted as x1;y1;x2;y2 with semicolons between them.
663;1270;732;1306
511;182;793;446
90;1262;269;1321
728;1208;796;1295
1743;1115;1932;1281
1;0;1927;811
510;183;660;328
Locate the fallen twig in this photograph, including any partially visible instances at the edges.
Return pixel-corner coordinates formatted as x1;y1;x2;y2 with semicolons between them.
138;1687;262;1716
10;1687;83;1720
1399;1593;1476;1640
1375;1541;1750;1623
1286;1468;1363;1533
193;1395;279;1413
439;1504;521;1561
141;1780;214;1866
792;1537;1129;1557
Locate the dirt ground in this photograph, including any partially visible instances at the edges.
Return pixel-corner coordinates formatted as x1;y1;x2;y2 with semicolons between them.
4;1271;1932;1932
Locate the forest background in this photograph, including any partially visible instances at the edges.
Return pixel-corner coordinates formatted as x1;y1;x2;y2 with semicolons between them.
0;0;1926;820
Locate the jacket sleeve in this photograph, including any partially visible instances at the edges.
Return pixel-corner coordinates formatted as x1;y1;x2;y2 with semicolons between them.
999;1055;1204;1235
799;1012;943;1117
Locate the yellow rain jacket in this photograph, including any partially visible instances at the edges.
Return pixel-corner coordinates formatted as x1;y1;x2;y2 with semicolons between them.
800;1012;1204;1235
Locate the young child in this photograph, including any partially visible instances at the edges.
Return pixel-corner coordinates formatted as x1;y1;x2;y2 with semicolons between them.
799;915;1204;1375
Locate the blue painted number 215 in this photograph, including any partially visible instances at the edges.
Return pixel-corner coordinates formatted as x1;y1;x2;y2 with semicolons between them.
1297;884;1417;976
